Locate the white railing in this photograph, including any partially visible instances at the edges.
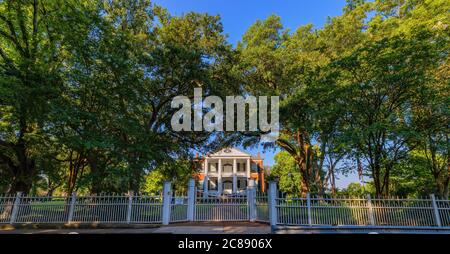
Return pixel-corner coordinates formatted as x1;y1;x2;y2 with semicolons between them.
256;192;269;222
0;194;16;224
194;194;249;221
268;182;450;229
370;198;436;227
72;195;129;223
437;200;450;227
130;195;163;223
1;192;163;225
15;196;70;223
170;191;188;222
1;180;449;229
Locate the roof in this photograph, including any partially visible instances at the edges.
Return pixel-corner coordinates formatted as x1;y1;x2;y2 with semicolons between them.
206;147;251;158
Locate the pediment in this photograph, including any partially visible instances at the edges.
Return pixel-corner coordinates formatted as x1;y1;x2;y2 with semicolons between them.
207;147;251;157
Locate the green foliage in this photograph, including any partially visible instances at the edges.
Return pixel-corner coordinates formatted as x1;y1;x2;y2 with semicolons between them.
269;151;302;195
338;183;374;197
0;0;234;194
0;0;448;198
143;160;194;194
238;0;449;197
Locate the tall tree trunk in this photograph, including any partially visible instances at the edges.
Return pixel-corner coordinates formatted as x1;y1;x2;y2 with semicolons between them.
329;166;336;196
300;176;309;197
67;151;85;196
9;142;36;194
87;153;102;194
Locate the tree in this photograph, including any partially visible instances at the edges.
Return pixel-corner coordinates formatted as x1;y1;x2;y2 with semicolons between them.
237;12;362;196
1;0;238;194
54;1;236;194
269;151;302;195
237;0;449;198
335;30;444;197
0;0;92;193
143;159;194;194
338;182;373;198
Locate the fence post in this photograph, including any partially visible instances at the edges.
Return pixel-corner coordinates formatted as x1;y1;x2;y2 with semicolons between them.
306;193;312;226
247;180;257;222
268;181;278;227
430;194;442;227
126;191;133;224
67;192;77;224
9;192;22;224
187;178;195;221
366;194;375;226
162;181;172;225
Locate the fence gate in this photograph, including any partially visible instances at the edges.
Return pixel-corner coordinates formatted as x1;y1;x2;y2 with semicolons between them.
170;191;188;222
256;192;269;222
194;193;249;221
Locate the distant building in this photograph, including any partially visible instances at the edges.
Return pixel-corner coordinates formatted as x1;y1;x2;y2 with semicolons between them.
193;148;265;195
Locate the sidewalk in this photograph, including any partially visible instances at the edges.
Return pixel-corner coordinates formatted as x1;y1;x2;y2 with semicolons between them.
153;222;271;234
0;222;271;234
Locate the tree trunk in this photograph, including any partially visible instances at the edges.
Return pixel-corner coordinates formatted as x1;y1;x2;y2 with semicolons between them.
300;176;309;197
9;143;35;194
330;166;336;196
67;151;86;196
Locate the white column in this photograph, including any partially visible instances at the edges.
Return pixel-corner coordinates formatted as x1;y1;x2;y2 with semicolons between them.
203;158;209;197
162;181;172;225
67;192;77;224
10;192;22;224
218;158;222;195
307;193;312;226
246;158;251;179
247;180;256;222
268;182;278;227
126;191;133;224
431;194;442;227
233;159;237;193
367;193;375;226
187;178;195;221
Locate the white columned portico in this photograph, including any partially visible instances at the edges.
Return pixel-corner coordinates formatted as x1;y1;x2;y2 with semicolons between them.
232;159;237;193
203;158;209;197
218;158;222;195
246;157;251;179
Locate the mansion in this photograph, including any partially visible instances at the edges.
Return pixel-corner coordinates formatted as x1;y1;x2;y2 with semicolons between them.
194;148;266;196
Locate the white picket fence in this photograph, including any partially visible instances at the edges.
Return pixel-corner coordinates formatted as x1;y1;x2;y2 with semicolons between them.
194;194;249;221
0;193;164;224
1;181;450;229
170;191;188;223
256;192;269;222
268;182;450;228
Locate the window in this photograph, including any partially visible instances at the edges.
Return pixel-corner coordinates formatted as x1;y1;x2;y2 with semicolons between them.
223;164;233;173
209;163;217;172
223;181;232;191
208;179;218;190
237;162;246;172
251;163;258;172
238;179;247;190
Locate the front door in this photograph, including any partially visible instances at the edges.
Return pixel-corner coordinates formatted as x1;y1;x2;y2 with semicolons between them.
223;180;233;194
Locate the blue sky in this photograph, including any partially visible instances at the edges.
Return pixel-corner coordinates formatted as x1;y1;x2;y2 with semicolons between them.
153;0;360;187
152;0;347;45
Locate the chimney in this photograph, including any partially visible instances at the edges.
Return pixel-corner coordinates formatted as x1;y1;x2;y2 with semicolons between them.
196;153;199;158
257;152;261;159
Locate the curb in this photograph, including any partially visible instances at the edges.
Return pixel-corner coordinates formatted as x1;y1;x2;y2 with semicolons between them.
0;223;160;230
